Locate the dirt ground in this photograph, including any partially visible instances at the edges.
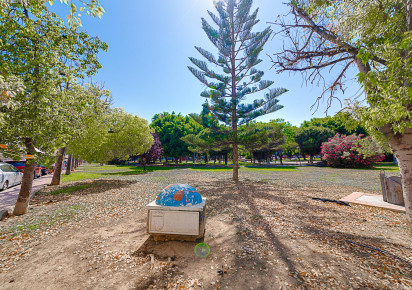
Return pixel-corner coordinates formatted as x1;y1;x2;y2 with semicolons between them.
0;167;411;289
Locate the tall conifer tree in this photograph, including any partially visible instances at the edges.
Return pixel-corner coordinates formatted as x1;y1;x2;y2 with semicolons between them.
188;0;286;181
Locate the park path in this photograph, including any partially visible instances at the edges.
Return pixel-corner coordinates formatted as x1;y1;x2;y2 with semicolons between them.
0;175;52;212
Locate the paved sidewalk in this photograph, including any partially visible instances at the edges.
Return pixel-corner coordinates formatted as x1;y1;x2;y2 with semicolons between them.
340;192;406;213
0;174;53;211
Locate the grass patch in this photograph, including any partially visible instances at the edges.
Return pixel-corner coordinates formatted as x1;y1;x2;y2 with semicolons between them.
66;164;298;181
47;184;93;196
62;165;179;182
189;167;232;172
242;166;298;172
358;162;400;172
61;172;104;182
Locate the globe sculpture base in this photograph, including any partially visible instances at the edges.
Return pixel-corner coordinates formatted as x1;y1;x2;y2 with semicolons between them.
146;198;206;242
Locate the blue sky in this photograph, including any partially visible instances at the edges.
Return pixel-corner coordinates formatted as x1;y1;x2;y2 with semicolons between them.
66;0;361;126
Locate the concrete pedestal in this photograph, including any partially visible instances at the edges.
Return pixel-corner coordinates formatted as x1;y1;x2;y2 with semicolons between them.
146;198;206;241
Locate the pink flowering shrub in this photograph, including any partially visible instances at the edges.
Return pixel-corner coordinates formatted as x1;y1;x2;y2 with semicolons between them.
321;134;384;168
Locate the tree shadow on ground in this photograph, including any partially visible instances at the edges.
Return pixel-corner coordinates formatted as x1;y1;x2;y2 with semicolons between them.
31;179;138;205
120;176;410;288
187;179;412;288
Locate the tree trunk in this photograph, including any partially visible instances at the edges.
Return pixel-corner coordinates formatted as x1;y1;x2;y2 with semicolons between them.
71;157;76;171
279;154;283;165
13;138;36;215
309;154;314;164
66;154;73;175
232;143;239;181
141;156;147;172
383;126;412;236
224;153;228;165
50;147;66;186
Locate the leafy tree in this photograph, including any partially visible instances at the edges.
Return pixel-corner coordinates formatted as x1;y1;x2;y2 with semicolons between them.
283;123;299;159
0;0;105;28
301;113;368;136
321;134;384;168
69;108;154;164
50;83;111;185
271;0;412;235
0;75;24;125
151;112;202;163
294;126;334;164
188;0;286;180
138;132;164;171
239;120;285;164
0;3;107;215
184;102;232;164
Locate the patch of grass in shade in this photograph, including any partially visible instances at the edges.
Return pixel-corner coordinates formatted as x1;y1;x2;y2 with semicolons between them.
189;167;233;172
48;184;93;196
241;166;298;172
62;165;179;182
358;162;400;172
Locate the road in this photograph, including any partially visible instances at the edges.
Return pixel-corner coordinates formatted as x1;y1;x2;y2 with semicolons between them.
0;174;53;212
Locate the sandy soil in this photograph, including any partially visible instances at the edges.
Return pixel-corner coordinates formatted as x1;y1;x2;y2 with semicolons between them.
0;167;411;289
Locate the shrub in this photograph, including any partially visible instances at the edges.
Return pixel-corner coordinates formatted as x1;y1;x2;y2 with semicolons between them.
321;134;384;168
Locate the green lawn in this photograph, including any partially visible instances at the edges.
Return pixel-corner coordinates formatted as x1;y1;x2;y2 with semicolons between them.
362;162;400;172
62;163;299;182
63;161;396;183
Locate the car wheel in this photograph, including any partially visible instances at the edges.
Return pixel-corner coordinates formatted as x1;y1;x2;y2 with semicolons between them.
2;181;8;191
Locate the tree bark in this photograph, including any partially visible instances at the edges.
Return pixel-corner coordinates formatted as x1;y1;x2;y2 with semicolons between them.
13;138;36;215
382;126;412;235
66;154;73;175
224;153;228;165
140;156;147;172
309;154;314;164
50;147;66;186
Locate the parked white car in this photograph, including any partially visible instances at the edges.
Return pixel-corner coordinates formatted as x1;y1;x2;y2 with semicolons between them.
0;162;23;191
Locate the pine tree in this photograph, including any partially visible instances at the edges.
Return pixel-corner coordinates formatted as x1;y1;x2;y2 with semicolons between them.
188;0;287;181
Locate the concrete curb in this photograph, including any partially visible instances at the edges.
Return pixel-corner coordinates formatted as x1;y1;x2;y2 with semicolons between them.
340;192;406;213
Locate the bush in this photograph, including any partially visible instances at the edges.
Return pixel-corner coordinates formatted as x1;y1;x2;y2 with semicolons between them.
321;134;384;168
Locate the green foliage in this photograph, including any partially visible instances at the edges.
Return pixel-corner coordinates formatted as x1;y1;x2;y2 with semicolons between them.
239;120;285;153
294;125;334;158
301;113;368;136
282;122;299;157
189;1;286;125
68;108;154;164
0;3;108;162
189;0;287;178
0;0;105;28
151;112;202;159
0;75;25;125
290;0;412;137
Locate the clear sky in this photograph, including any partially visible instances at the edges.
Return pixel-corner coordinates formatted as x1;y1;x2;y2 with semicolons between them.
69;0;361;127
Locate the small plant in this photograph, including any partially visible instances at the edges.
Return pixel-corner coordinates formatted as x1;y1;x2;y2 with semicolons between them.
321;134;384;168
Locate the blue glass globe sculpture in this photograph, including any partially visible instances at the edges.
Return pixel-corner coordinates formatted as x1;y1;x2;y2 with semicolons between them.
155;184;202;207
